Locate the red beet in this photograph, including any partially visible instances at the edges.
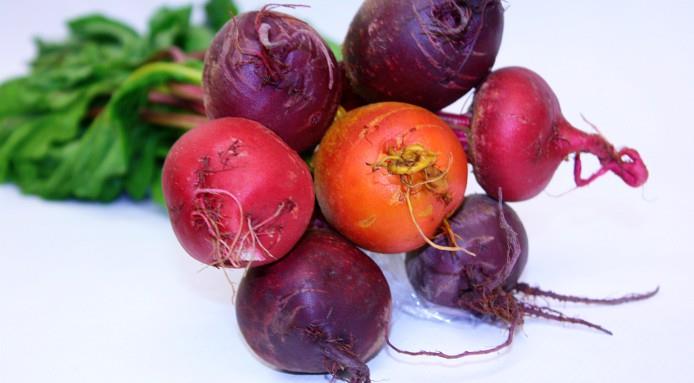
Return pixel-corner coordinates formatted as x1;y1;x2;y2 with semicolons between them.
343;0;504;110
236;229;392;383
397;194;659;358
162;118;314;268
443;66;649;201
203;6;341;152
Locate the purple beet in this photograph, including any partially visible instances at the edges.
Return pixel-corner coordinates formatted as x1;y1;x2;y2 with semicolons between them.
395;194;659;359
203;6;342;152
236;229;392;383
407;194;528;308
343;0;504;110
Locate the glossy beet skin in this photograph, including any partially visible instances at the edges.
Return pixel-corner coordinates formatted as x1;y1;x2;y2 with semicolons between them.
469;67;649;201
236;229;392;382
406;194;528;307
162;118;314;268
343;0;504;111
313;102;468;254
203;7;341;152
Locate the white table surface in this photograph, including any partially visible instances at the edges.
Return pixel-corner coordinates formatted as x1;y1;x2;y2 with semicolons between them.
1;1;692;382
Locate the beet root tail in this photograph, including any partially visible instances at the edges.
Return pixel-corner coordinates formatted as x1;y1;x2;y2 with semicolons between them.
386;320;516;360
559;119;649;189
520;303;613;335
515;283;660;305
573;146;648;188
386;288;522;360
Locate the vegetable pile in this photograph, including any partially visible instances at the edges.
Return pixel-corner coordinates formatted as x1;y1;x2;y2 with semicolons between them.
0;1;658;382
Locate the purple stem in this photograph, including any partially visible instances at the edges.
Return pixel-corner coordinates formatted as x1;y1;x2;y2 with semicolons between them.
169;83;205;103
148;91;206;115
140;110;208;130
437;111;472;155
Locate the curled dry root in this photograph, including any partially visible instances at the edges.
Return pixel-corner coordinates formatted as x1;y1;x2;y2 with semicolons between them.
192;188;292;268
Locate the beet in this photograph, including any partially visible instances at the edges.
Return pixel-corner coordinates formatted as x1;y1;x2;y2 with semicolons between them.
313;102;469;254
162;117;314;268
343;0;504;111
396;194;659;358
203;6;342;152
407;194;528;308
236;229;392;382
442;66;649;201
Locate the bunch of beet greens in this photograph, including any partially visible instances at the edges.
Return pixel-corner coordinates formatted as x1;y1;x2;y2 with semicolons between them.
0;1;657;383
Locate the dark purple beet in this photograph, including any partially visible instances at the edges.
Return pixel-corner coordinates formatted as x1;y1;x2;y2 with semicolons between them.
236;229;392;383
406;194;528;308
203;6;342;152
343;0;504;111
338;62;368;111
393;194;658;359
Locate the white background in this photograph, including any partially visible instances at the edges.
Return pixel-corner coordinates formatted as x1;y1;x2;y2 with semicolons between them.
1;1;693;382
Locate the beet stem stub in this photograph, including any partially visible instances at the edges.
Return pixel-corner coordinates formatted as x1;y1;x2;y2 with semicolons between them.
322;341;371;383
437;111;472;155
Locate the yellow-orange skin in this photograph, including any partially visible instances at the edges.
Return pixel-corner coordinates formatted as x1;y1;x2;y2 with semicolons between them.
314;102;468;253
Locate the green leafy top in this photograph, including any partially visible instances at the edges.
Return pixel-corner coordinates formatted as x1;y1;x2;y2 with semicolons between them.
0;1;240;204
205;0;239;31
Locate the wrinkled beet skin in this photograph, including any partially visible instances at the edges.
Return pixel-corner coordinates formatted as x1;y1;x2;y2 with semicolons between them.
203;10;342;153
406;194;528;307
162;118;314;268
343;0;503;111
236;229;392;374
470;67;567;201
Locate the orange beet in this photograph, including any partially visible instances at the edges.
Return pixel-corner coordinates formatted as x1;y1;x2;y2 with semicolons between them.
314;102;468;253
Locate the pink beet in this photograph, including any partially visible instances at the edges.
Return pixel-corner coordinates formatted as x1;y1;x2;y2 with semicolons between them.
440;66;648;201
162;117;314;268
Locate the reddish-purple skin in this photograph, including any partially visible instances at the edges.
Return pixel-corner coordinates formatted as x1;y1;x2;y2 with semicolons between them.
343;0;504;111
236;229;392;382
469;67;649;201
338;61;368;111
203;9;342;153
406;194;528;308
162;118;314;268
